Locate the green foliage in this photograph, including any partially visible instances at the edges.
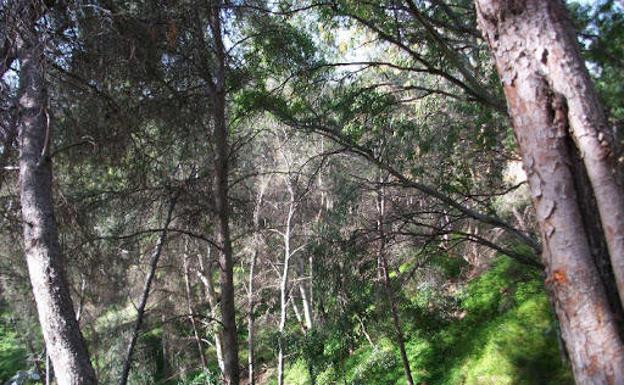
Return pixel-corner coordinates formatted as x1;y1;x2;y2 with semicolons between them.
280;258;573;385
0;309;28;383
175;370;220;385
571;0;624;122
427;259;571;385
345;340;399;385
247;19;320;77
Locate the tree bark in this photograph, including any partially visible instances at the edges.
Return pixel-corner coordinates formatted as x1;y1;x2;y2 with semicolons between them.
45;352;51;385
16;2;98;384
299;283;313;331
476;0;624;308
119;196;176;385
248;182;267;385
197;249;226;374
247;245;258;385
183;245;208;370
208;1;240;383
277;198;295;385
0;122;17;193
277;176;302;385
475;1;624;383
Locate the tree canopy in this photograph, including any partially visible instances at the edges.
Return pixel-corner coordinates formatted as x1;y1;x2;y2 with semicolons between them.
1;1;623;385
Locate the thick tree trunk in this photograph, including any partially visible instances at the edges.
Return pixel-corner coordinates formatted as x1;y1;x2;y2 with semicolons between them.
477;0;624;307
475;1;624;383
119;196;176;385
208;1;240;383
17;3;98;384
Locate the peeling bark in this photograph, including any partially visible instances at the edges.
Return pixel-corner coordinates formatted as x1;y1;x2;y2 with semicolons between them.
475;1;624;383
476;0;624;309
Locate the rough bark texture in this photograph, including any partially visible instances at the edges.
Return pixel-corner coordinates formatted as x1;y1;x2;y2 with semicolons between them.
569;138;624;328
475;1;624;383
17;2;98;384
476;0;624;308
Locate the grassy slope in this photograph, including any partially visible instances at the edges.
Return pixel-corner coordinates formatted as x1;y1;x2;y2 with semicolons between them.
1;258;574;385
277;258;574;385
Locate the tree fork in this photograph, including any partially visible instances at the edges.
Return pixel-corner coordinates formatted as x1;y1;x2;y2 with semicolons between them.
475;1;624;382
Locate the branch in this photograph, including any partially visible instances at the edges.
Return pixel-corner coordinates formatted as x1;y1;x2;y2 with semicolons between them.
119;194;177;385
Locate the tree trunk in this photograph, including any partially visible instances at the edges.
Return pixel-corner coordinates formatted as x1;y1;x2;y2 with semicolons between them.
376;183;414;385
290;293;307;334
247;245;258;385
278;180;298;385
475;1;624;383
183;246;208;370
299;283;313;331
16;2;98;384
0;121;17;193
208;1;240;383
197;249;226;374
277;225;291;385
119;196;176;385
45;352;51;385
249;181;267;385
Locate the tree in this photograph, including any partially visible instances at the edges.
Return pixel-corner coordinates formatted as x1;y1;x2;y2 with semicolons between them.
119;195;177;385
375;177;414;385
475;0;624;383
12;1;98;384
3;1;620;383
206;1;240;384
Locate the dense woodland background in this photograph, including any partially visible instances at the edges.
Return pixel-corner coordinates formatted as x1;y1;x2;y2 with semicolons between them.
1;1;624;384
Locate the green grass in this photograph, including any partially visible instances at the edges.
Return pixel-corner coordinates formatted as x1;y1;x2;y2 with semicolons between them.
281;258;574;385
0;311;28;383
